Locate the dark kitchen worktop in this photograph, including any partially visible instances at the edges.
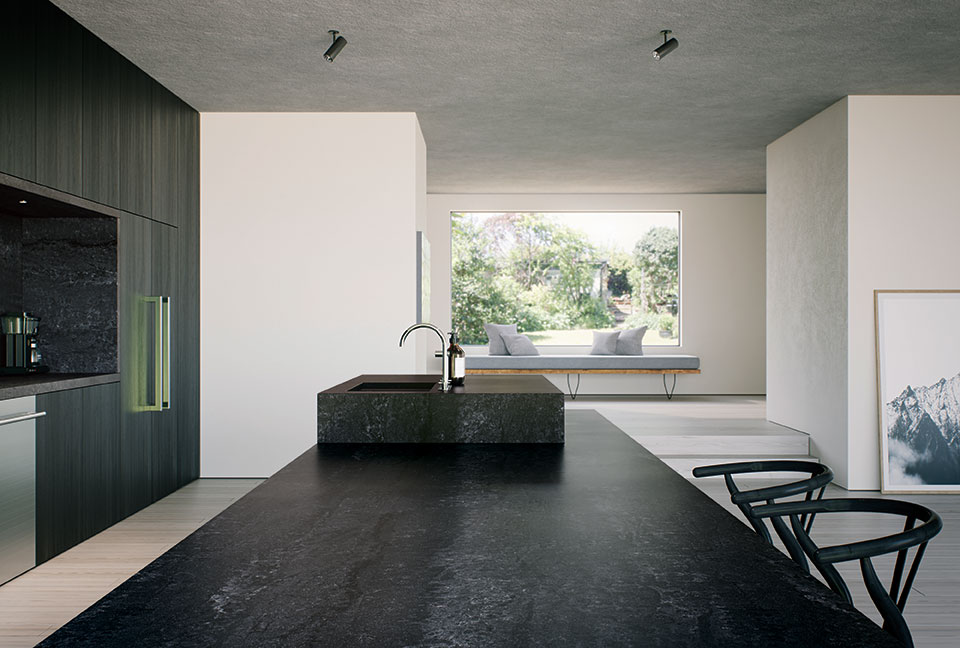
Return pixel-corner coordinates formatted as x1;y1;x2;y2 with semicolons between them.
318;374;564;443
0;372;120;401
323;373;563;394
39;410;899;647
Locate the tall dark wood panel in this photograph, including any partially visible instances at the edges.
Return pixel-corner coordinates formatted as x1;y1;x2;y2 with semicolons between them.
152;221;179;499
4;0;203;559
36;388;84;563
36;383;122;564
0;0;37;181
118;213;154;517
118;58;152;218
177;105;201;485
82;30;121;208
35;0;83;196
80;382;121;539
151;85;179;227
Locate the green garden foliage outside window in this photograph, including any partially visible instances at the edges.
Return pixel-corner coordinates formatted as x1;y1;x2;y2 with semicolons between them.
451;212;680;346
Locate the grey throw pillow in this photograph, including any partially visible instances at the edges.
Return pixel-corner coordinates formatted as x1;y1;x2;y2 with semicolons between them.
501;333;540;356
483;323;518;355
590;330;620;355
616;326;647;355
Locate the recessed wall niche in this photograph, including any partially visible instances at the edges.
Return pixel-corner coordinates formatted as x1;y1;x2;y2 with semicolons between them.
0;208;117;374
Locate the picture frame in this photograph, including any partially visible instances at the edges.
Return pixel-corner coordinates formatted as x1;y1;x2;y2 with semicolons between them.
875;290;960;493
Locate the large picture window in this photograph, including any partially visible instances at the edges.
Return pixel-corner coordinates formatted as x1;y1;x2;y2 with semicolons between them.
451;211;680;346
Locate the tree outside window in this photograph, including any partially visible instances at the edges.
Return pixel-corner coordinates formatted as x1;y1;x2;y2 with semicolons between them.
451;212;680;346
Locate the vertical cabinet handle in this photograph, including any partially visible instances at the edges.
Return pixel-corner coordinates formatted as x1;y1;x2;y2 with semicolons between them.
162;296;172;410
142;296;172;412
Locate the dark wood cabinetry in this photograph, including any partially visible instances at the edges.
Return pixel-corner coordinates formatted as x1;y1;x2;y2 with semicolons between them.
151;221;180;498
118;57;154;218
118;212;188;516
0;0;37;182
177;107;201;484
34;0;83;196
117;213;154;517
36;382;120;563
82;29;122;208
2;0;201;563
0;1;191;227
80;383;121;539
151;85;181;227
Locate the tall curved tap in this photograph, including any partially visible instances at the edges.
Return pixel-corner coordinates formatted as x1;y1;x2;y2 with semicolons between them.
399;323;450;392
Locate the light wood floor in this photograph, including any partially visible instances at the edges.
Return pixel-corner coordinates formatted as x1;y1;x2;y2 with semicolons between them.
0;479;262;648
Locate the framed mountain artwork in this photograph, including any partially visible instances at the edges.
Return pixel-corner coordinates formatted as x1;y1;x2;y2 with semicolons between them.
875;290;960;493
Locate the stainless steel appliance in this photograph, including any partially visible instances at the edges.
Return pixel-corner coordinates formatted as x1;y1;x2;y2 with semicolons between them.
1;313;48;374
0;396;45;585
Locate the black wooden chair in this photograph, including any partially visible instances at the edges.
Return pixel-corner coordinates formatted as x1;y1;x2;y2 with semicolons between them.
752;498;942;648
692;460;834;571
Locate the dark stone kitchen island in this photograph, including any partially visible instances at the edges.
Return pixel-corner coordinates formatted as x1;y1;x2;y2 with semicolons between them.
39;410;899;648
317;374;564;443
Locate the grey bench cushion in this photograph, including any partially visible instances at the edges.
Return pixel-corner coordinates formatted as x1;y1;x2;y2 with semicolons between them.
466;354;700;371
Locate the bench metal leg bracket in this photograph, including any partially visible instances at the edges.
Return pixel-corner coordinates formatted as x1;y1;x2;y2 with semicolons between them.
663;374;678;400
566;373;581;400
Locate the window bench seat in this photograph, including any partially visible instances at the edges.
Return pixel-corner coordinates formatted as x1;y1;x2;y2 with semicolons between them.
464;354;701;399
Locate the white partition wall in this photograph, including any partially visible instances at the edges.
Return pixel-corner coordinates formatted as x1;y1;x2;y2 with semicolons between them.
200;113;426;477
768;96;960;489
845;96;960;489
766;99;850;485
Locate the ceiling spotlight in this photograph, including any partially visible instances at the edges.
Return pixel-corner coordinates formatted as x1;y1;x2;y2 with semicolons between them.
652;30;678;61
324;30;347;62
18;199;28;204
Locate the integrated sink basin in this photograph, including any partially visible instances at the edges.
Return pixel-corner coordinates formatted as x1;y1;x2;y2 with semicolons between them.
347;381;438;393
318;374;564;443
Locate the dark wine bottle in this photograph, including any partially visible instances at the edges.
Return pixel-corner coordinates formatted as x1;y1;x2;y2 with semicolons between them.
448;331;466;386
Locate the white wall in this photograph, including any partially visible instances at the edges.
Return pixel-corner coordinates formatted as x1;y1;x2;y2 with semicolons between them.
766;99;850;485
201;113;425;477
427;194;766;395
766;96;960;489
846;96;960;489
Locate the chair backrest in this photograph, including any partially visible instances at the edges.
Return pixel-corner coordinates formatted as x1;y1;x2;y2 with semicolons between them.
692;460;834;571
752;498;943;648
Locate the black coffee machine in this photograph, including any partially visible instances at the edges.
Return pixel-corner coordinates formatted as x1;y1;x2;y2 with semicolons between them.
1;312;49;374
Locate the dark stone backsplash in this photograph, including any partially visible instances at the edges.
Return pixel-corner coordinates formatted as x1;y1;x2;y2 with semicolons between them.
0;213;117;373
0;213;23;314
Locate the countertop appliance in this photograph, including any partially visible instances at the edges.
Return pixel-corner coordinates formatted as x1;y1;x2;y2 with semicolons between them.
0;396;45;585
1;312;48;375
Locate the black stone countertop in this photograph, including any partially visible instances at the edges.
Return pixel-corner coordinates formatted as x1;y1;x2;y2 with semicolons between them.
325;373;563;394
319;374;565;443
0;372;119;400
39;410;899;647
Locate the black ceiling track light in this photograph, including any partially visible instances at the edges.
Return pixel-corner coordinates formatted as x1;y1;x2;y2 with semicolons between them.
652;29;678;60
324;29;347;62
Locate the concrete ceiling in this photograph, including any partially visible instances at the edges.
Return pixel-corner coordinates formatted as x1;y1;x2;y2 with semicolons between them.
53;1;960;194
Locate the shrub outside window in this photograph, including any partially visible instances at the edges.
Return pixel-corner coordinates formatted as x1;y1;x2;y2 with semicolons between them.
451;211;680;346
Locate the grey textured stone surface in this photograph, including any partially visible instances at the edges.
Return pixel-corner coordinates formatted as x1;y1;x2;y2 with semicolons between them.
21;217;118;373
0;373;120;401
318;374;564;443
0;213;23;314
37;410;900;647
51;0;960;193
